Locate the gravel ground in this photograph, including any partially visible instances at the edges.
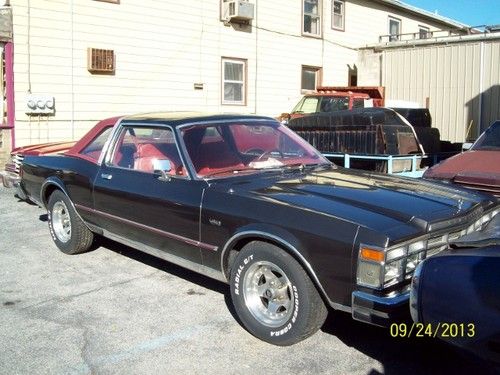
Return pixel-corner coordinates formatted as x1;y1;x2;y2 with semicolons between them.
0;185;497;375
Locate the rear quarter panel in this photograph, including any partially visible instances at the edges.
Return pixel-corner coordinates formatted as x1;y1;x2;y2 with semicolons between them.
22;155;99;216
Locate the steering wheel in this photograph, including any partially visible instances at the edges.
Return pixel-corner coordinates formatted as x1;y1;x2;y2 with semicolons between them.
244;148;265;156
256;149;284;161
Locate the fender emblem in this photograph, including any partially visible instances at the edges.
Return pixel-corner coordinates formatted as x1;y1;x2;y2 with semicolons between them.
209;219;222;226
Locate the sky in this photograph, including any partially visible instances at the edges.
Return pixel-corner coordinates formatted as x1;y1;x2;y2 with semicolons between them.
403;0;500;27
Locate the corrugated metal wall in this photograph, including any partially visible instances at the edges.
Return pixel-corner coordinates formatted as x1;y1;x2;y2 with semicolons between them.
382;40;500;142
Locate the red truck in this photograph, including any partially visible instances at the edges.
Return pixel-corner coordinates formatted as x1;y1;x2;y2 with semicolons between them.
281;86;385;121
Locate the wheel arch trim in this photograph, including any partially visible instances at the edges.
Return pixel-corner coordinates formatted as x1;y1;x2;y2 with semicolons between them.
220;230;351;312
40;178;91;231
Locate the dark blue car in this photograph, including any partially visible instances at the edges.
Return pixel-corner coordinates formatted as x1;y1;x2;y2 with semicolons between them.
410;215;500;363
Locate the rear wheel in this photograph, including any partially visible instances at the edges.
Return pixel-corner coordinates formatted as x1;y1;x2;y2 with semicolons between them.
230;241;328;346
47;190;94;255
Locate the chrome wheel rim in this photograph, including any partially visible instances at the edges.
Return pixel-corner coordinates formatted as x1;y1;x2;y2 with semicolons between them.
52;201;71;243
242;261;294;327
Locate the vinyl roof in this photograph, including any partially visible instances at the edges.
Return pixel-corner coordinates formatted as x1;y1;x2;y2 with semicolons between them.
122;112;276;127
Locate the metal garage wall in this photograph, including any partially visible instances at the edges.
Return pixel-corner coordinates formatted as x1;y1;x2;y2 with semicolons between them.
381;40;500;142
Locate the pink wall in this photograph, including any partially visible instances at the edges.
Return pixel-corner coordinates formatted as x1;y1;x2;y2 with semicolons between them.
3;42;15;148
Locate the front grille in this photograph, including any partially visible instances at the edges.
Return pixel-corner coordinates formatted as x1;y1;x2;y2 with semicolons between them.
12;154;24;174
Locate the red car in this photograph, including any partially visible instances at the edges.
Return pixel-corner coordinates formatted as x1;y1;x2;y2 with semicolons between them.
1;116;119;199
423;120;500;198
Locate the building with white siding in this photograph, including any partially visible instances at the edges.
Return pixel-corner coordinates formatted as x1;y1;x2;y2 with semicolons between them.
1;0;470;158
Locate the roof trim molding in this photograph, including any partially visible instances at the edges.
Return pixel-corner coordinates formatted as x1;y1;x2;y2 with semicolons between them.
372;0;470;29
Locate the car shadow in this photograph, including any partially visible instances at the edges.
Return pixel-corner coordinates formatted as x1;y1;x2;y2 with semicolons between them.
96;237;497;373
97;237;243;323
321;311;497;375
97;237;230;294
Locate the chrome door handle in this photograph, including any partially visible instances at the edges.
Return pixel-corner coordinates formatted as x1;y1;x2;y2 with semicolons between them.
101;173;113;180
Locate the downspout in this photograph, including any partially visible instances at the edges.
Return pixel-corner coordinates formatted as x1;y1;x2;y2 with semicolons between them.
254;0;258;114
70;0;75;139
5;42;15;149
478;41;484;138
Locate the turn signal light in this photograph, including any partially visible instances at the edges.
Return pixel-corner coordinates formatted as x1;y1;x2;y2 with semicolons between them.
360;247;385;263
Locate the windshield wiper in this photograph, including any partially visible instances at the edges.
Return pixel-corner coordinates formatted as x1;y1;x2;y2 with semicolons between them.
283;162;332;172
203;168;257;178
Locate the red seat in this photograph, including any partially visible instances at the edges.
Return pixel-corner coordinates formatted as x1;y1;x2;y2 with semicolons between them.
134;143;185;175
195;141;244;176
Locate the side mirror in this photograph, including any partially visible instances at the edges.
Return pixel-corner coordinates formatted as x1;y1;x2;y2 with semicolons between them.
153;159;172;181
462;142;473;151
279;113;291;124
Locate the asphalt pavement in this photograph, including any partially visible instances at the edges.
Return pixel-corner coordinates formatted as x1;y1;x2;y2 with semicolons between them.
0;186;497;375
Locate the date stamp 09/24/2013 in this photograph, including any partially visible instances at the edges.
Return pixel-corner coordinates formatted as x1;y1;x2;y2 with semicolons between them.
389;323;476;339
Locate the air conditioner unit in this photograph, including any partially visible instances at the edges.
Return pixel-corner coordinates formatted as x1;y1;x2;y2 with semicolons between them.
222;0;254;22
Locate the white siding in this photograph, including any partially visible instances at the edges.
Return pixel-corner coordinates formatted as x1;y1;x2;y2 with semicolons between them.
10;0;461;146
379;40;500;142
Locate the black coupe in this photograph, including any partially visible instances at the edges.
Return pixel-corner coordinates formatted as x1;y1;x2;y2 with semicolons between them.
20;113;499;345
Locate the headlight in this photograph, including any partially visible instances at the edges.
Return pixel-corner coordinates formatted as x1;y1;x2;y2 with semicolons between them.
356;245;385;288
357;240;427;290
356;261;383;288
405;252;422;275
384;259;403;284
358;207;500;290
386;246;405;261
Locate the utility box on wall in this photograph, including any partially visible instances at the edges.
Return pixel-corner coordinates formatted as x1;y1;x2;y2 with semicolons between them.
25;95;55;115
0;7;13;42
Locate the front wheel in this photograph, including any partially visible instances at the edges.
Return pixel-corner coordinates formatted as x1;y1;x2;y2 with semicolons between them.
47;190;94;255
230;241;328;345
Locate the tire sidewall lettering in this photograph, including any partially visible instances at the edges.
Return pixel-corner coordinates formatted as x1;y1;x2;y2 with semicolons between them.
47;207;58;243
232;252;300;338
233;254;253;296
270;285;299;337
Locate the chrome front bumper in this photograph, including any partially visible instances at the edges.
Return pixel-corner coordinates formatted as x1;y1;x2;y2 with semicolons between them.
0;170;20;188
0;170;27;200
352;290;411;326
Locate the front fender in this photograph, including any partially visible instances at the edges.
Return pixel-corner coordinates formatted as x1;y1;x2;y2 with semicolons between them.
220;223;351;312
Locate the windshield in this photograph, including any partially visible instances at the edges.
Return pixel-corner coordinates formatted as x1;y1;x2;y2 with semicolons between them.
292;96;349;114
180;121;330;178
292;97;319;114
472;121;500;151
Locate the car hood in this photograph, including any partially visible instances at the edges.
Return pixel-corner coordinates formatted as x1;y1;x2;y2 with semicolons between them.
424;151;500;181
12;141;76;156
218;167;491;240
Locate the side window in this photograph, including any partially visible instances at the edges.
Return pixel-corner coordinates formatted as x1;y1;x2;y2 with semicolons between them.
352;98;364;109
110;126;186;176
303;0;321;36
301;65;322;92
320;97;349;112
332;0;345;31
300;97;320;113
419;26;430;39
222;58;247;105
80;127;113;162
389;17;401;41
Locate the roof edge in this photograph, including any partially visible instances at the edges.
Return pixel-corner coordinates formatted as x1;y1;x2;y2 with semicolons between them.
372;0;470;29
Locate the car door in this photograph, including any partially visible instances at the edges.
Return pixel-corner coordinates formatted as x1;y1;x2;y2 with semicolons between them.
92;123;206;264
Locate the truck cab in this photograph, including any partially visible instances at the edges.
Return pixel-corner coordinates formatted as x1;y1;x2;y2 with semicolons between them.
282;86;385;121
